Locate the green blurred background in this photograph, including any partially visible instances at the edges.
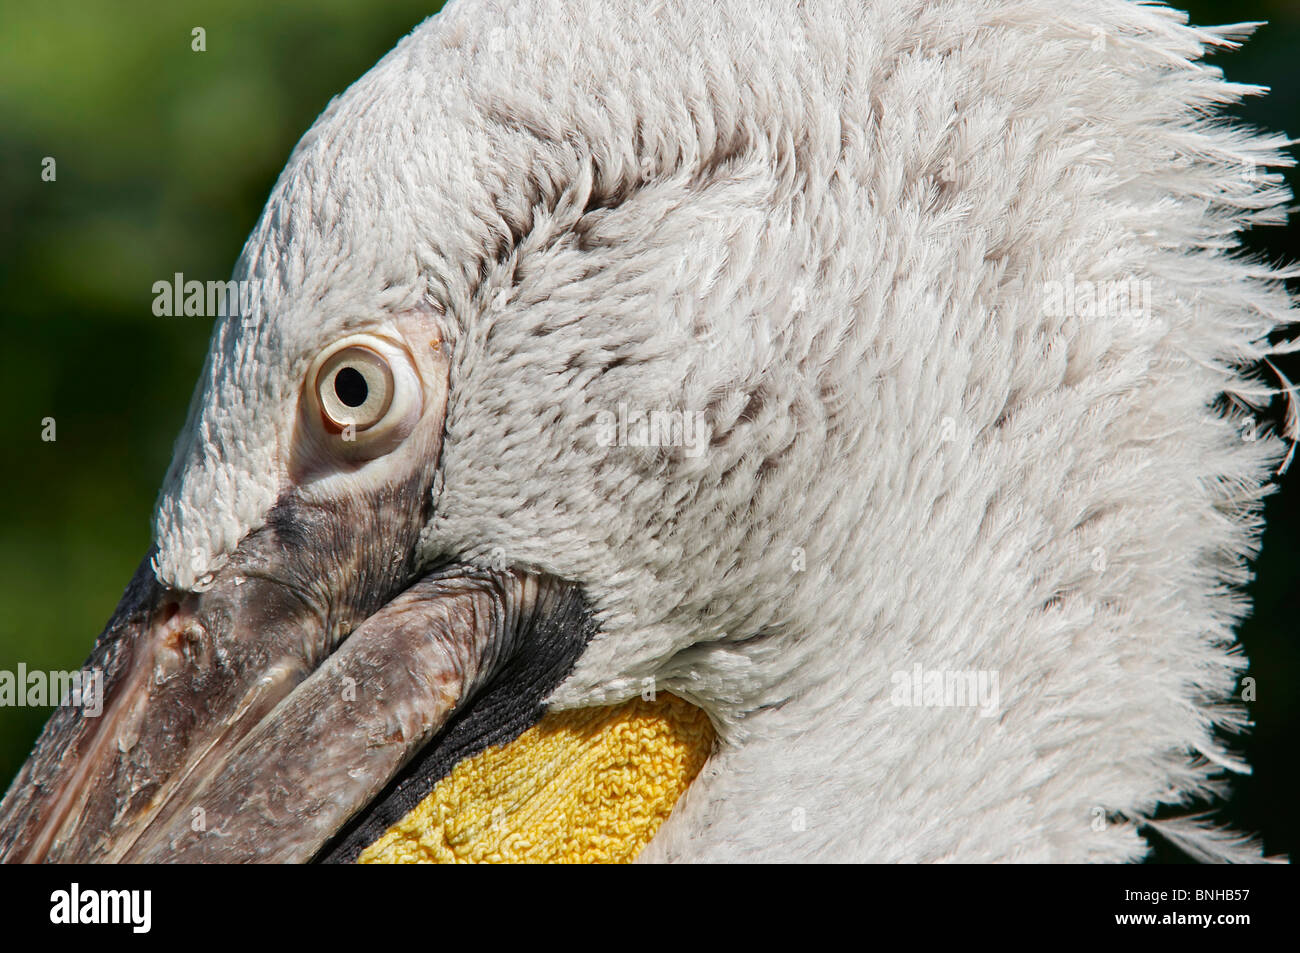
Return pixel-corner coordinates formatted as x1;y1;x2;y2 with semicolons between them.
0;0;1295;861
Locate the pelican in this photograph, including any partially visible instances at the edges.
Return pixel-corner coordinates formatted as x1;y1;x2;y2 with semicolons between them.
1;0;1294;863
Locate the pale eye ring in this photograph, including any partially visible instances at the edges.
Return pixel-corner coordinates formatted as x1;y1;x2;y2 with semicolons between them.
315;346;394;431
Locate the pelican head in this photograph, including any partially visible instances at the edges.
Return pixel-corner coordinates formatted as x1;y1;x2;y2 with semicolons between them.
1;0;1293;862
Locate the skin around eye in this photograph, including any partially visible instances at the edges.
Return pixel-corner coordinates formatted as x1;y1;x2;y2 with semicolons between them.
289;322;442;482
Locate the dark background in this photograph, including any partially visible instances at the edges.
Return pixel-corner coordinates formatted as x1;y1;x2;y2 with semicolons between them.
0;0;1295;861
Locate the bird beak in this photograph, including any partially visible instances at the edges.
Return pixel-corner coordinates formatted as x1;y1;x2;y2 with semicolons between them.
0;312;538;862
0;552;327;862
0;312;706;864
0;542;567;863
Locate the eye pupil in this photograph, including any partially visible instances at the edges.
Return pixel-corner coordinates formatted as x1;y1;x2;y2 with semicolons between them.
334;366;369;408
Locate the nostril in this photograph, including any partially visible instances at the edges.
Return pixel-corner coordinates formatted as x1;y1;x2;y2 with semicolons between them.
153;599;207;675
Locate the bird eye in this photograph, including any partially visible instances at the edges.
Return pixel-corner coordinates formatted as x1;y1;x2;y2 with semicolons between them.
315;346;394;431
293;328;435;477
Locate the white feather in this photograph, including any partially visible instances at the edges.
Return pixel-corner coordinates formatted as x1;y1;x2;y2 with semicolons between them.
1143;814;1284;864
